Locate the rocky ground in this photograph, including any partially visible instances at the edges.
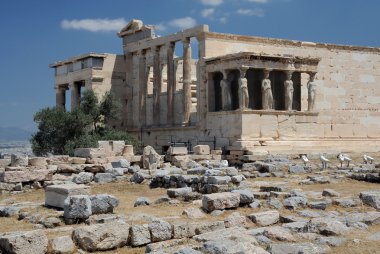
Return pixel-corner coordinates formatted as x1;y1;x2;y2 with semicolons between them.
0;145;380;254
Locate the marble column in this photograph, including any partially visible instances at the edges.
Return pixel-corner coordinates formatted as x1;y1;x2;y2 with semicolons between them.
182;37;192;125
166;42;176;126
125;52;133;128
56;86;66;110
238;67;249;110
152;46;162;126
284;71;294;111
261;69;273;110
138;50;147;127
307;72;317;111
70;82;81;110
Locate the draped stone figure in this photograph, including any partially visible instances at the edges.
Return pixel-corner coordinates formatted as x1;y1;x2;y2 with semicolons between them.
220;75;232;110
284;71;294;111
307;73;317;111
261;70;273;110
238;76;249;110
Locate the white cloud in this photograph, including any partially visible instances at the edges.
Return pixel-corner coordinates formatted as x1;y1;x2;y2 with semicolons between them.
200;0;223;6
167;17;197;30
154;23;167;32
61;18;128;32
236;8;265;17
219;17;227;23
201;8;215;18
247;0;269;3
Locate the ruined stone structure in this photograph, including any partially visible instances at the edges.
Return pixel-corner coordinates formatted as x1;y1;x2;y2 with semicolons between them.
51;19;380;155
50;53;126;125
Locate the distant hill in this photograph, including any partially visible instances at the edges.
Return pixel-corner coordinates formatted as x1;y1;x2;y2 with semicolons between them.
0;127;33;141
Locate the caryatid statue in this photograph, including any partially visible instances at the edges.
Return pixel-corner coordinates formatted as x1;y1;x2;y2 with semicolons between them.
262;69;273;110
307;72;317;111
220;71;232;110
238;68;249;110
284;71;294;111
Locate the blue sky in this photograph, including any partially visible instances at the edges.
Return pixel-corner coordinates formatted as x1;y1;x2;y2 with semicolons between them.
0;0;379;132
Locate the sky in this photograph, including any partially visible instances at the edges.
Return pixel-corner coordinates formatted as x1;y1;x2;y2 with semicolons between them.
0;0;379;132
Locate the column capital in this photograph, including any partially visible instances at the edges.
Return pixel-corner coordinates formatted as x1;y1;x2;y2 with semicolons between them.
284;70;293;80
136;49;146;56
166;41;175;49
182;37;191;45
308;72;317;80
263;68;272;73
239;67;249;77
151;45;161;52
263;69;271;78
221;70;229;79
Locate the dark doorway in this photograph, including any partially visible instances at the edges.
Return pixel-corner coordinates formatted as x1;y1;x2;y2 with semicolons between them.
292;72;301;111
270;71;286;110
246;69;263;109
229;70;240;110
213;72;223;112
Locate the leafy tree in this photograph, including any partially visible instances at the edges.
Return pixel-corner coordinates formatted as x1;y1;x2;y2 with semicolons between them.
31;90;135;156
99;91;121;124
80;89;100;130
80;90;121;131
31;107;92;155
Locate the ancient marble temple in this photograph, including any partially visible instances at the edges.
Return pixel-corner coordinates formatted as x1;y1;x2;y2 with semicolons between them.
50;19;380;155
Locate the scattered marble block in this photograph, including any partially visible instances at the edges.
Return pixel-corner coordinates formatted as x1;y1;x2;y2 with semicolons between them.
45;184;90;209
193;145;210;155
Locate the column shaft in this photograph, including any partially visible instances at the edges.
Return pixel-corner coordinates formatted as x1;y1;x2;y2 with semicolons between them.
56;87;66;110
153;46;162;126
138;50;147;127
182;37;192;124
71;82;80;110
166;42;176;126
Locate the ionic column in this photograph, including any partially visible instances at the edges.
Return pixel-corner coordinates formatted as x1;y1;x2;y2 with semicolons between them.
182;37;192;125
307;72;317;111
166;42;176;126
284;70;294;111
152;46;162;126
56;86;66;110
70;82;81;110
138;50;147;127
238;67;249;110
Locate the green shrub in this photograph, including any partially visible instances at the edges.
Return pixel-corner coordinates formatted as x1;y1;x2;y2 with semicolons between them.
31;90;135;156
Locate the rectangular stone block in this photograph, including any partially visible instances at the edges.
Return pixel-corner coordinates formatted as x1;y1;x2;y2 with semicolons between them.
74;148;106;158
0;169;52;183
45;184;90;208
193;145;210;155
112;141;125;156
98;141;113;156
167;146;188;155
202;192;240;212
122;145;134;156
0;159;10;168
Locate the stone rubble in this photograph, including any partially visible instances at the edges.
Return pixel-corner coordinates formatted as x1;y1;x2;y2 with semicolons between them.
0;145;380;253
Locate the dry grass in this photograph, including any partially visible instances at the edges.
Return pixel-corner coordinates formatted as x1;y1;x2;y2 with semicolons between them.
0;167;380;253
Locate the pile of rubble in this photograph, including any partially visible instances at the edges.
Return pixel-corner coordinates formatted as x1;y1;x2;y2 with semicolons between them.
0;141;380;254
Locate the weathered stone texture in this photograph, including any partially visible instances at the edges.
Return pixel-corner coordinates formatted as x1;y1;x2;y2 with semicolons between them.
73;222;130;251
45;184;90;208
0;230;48;254
202;192;240;212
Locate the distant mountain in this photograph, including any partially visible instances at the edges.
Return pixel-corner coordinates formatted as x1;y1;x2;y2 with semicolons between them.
0;127;33;141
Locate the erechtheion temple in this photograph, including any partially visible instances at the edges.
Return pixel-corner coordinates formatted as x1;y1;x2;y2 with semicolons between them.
50;19;380;155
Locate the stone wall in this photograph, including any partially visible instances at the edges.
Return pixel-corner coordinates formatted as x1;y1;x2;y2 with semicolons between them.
196;32;380;153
